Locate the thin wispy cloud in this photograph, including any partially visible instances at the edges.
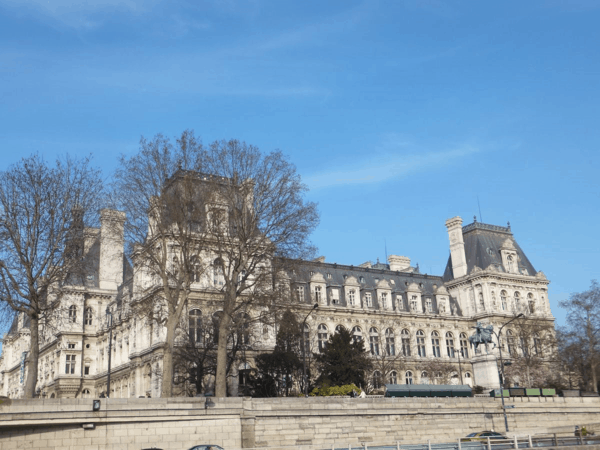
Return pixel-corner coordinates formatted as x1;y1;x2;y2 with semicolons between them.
305;144;480;190
0;0;160;28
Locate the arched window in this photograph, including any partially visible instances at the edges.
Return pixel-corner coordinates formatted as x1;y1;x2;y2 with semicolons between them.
335;324;346;333
514;291;521;310
352;326;363;343
507;255;514;272
82;388;91;398
369;327;380;356
85;307;93;326
445;332;455;358
416;330;426;357
318;324;328;352
401;329;411;356
189;309;202;345
172;255;179;276
501;291;508;311
405;370;413;385
372;371;382;389
389;371;398;384
69;305;77;323
348;289;356;306
431;331;441;357
506;330;515;357
213;258;224;287
422;371;430;384
434;371;443;385
460;333;469;358
385;328;395;356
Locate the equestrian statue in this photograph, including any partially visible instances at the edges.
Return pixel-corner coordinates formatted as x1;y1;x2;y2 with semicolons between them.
469;322;496;351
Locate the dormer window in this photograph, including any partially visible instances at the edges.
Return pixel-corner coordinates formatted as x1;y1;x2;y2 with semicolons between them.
314;286;322;302
380;292;388;309
507;255;514;273
348;289;356;306
365;292;372;307
327;273;332;279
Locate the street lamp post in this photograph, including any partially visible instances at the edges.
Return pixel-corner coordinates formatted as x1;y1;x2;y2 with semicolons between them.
106;307;113;398
491;313;524;432
302;303;319;397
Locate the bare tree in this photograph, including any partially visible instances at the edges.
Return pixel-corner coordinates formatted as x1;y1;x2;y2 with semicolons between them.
0;154;103;398
416;359;457;385
112;131;210;397
202;140;319;397
503;315;556;387
559;281;600;392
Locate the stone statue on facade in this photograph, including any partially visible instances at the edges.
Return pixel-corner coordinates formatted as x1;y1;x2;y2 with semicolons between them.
469;322;496;352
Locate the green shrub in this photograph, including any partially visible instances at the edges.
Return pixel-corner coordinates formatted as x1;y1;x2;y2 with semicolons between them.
310;384;362;396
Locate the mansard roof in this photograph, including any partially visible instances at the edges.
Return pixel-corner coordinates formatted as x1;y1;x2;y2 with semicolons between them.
443;220;537;282
285;259;443;296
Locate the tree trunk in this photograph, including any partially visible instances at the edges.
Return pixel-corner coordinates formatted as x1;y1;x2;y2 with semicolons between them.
161;315;178;398
24;313;39;399
215;310;233;397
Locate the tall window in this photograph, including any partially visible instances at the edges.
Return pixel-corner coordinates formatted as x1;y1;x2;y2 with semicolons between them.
479;293;485;310
372;371;382;389
365;292;372;307
506;330;515;357
401;329;411;356
302;324;310;353
416;330;426;357
514;291;521;311
235;313;251;346
421;371;429;384
352;326;363;343
405;371;413;385
380;292;388;309
425;298;432;313
335;325;346;333
411;295;418;311
445;332;455;357
385;328;395;356
431;331;441;357
501;291;508;311
507;255;514;272
85;307;93;326
189;309;202;345
528;293;535;314
69;305;77;323
389;371;398;385
213;259;224;287
534;334;542;356
397;294;404;310
318;324;328;352
190;256;201;282
460;333;469;358
348;289;356;306
314;286;322;302
65;355;76;374
369;327;380;356
296;285;304;302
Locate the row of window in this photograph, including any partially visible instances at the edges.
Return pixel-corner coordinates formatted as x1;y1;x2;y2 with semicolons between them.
372;370;472;388
315;324;470;359
297;286;434;310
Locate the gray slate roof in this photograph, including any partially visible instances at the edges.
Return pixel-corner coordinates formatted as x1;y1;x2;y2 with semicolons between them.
443;221;537;282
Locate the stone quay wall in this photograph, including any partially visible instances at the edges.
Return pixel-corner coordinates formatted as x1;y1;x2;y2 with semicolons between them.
1;396;600;450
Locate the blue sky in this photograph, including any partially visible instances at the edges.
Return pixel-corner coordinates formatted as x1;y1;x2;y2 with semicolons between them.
1;0;599;330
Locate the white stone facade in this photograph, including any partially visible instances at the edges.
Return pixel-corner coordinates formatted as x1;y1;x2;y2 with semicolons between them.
0;204;554;398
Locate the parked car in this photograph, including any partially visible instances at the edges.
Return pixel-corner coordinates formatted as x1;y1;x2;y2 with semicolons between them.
464;431;508;441
188;446;224;450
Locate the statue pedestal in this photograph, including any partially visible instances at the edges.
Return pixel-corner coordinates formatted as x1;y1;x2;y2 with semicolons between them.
470;353;500;390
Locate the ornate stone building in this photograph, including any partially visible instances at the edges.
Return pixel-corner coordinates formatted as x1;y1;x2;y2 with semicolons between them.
0;199;554;398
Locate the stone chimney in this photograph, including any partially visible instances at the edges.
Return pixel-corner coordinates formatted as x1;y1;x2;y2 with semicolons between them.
445;216;467;278
388;255;410;271
99;209;126;291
